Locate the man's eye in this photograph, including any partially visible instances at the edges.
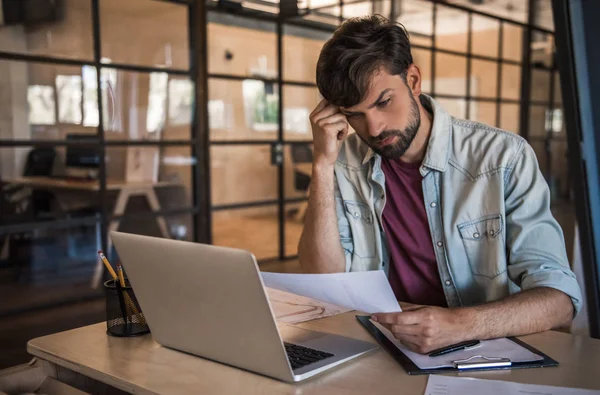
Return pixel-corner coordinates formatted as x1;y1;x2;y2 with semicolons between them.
377;99;391;108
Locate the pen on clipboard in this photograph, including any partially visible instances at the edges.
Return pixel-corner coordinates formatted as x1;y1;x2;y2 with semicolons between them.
428;340;481;357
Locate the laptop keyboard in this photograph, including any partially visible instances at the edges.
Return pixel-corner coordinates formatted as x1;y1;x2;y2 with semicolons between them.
284;343;334;370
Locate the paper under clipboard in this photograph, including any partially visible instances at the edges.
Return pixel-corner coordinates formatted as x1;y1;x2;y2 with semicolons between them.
356;315;558;375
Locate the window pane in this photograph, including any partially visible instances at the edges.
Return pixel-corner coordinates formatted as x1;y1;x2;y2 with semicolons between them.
434;53;467;96
502;24;523;62
470;60;498;99
554;72;562;107
529;105;548;138
414;48;432;94
285;144;314;200
306;0;339;16
212;206;279;260
0;147;102;224
373;0;392;18
435;5;469;53
208;20;277;78
104;146;195;212
100;70;192;141
286;203;307;256
531;69;551;103
534;0;554;32
0;60;101;141
501;64;521;100
209;78;278;142
444;0;528;24
27;86;56;125
398;0;433;40
0;0;93;61
435;98;466;119
342;2;372;18
530;140;547;177
0;222;102;311
56;75;82;124
100;0;189;69
81;66;117;130
550;140;569;201
531;32;554;68
283;25;328;83
472;16;500;58
283;86;319;142
500;103;520;134
210;145;278;206
470;101;496;127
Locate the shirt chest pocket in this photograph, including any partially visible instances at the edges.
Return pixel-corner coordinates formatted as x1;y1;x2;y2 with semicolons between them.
457;214;505;278
344;201;376;259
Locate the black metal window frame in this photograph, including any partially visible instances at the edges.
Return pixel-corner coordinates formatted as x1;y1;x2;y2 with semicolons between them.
206;0;561;262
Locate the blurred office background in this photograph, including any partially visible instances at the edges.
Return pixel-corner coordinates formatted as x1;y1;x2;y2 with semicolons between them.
0;0;570;368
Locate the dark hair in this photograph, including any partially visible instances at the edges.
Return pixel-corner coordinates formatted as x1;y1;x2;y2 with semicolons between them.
316;15;413;108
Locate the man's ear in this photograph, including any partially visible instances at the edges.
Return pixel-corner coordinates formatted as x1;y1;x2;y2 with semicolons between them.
406;64;422;97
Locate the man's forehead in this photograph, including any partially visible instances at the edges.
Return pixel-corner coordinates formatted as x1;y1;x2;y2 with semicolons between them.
342;72;399;111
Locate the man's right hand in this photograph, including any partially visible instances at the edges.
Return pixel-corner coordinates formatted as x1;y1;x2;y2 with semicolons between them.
310;99;349;170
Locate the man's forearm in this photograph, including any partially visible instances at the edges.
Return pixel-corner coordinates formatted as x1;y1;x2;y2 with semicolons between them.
298;165;345;273
459;287;574;341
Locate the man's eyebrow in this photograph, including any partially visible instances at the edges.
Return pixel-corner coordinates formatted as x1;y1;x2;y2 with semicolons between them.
341;89;394;115
367;88;393;109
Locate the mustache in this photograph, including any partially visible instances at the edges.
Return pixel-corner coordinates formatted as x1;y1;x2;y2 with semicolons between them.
371;130;402;144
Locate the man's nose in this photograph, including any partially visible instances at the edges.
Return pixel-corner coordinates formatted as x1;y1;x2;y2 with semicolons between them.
367;117;385;137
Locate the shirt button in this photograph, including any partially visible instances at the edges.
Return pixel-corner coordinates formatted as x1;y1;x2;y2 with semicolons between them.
436;241;443;247
473;232;480;238
353;212;360;218
430;202;437;208
445;280;452;286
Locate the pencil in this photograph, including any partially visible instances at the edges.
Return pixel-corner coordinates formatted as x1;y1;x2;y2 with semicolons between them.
115;262;146;325
98;250;117;280
116;263;126;288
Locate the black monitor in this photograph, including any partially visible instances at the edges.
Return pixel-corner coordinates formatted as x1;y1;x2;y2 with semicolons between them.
65;134;100;169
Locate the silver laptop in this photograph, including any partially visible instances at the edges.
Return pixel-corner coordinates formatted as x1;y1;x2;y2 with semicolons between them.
110;231;377;383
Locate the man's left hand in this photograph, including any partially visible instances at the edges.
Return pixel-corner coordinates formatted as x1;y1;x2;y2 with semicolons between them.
371;306;473;354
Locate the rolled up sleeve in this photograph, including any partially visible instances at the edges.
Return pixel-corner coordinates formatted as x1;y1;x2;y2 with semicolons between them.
504;142;583;315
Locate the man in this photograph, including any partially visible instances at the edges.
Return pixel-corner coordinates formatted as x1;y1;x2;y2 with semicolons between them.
298;15;582;354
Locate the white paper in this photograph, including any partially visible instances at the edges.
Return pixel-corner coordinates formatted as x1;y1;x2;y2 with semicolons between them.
265;287;352;324
260;270;401;314
372;320;542;369
425;375;600;395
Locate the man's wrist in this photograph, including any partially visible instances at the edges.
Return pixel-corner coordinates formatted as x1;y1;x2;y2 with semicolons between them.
454;306;482;341
312;161;335;176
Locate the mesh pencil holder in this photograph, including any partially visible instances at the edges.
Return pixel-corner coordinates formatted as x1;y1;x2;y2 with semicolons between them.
104;279;150;337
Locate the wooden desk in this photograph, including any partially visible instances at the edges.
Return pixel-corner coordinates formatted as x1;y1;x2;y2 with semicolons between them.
27;312;600;394
9;177;179;288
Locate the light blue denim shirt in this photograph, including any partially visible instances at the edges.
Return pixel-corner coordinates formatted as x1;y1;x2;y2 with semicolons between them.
333;94;582;314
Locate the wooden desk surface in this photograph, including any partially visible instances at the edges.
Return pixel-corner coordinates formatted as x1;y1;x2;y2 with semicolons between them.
9;176;177;191
27;312;600;395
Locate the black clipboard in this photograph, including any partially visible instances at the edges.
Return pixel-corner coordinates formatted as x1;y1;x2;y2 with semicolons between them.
356;315;558;375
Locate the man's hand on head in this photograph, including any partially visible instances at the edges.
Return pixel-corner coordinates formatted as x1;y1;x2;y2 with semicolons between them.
310;99;349;171
371;306;474;354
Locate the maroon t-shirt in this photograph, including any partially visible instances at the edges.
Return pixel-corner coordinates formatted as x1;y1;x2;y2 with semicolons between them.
381;158;447;307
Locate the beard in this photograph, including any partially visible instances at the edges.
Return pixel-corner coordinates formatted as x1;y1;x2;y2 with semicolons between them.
367;93;421;160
